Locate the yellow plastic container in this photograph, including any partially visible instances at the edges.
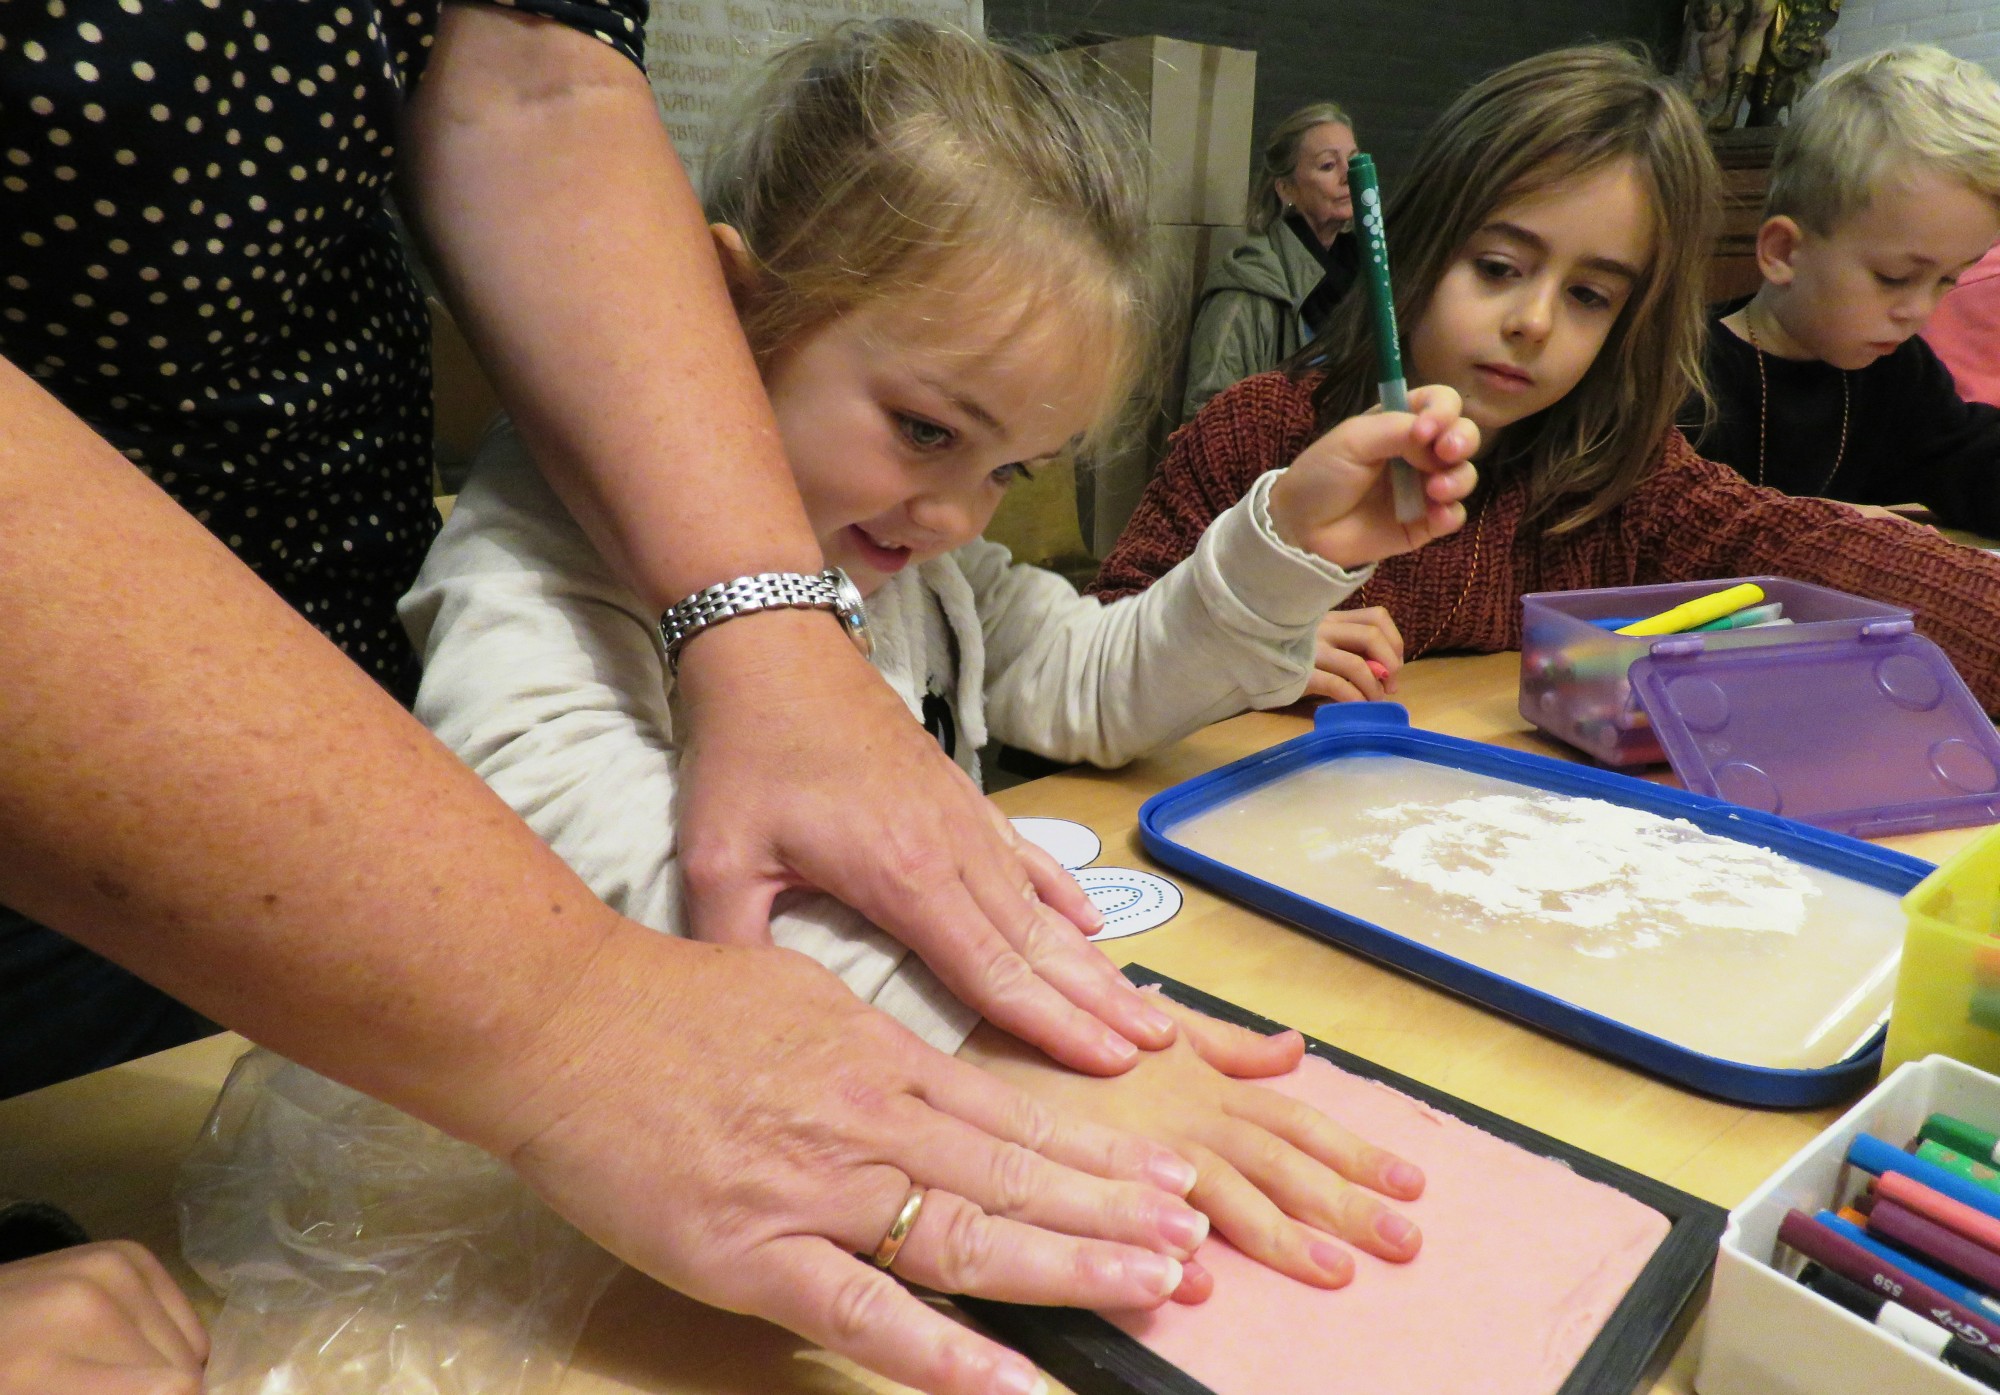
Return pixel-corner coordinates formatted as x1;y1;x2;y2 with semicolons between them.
1884;823;2000;1076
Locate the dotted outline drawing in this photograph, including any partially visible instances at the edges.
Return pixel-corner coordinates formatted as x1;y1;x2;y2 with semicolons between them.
1009;816;1182;940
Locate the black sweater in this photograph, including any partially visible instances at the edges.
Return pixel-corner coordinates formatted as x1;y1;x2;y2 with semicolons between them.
1687;299;2000;534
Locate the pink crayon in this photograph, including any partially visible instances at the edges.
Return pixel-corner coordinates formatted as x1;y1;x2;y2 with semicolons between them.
1366;659;1390;681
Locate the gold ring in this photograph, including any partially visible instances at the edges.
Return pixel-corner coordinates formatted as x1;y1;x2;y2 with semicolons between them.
871;1185;926;1269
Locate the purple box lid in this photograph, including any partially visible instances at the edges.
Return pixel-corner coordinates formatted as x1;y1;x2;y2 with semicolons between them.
1628;622;2000;837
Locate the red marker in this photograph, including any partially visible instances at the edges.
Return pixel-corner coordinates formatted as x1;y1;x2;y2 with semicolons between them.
1366;659;1390;681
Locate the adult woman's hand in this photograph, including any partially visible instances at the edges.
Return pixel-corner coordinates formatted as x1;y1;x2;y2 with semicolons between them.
673;614;1180;1076
0;1242;207;1395
500;923;1210;1395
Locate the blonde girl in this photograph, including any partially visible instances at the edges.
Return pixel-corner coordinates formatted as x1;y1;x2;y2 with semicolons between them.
1096;45;2000;714
400;16;1479;1366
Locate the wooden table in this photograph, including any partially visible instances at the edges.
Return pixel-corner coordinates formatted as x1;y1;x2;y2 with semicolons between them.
0;652;1978;1394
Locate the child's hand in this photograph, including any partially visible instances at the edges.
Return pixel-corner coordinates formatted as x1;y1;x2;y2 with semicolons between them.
1267;384;1479;570
1305;606;1405;703
958;1004;1425;1301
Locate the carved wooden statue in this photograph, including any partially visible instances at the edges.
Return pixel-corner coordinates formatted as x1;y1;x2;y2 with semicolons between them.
1679;0;1840;130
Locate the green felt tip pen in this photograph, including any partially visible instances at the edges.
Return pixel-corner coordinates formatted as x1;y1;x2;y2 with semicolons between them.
1917;1138;2000;1192
1924;1112;2000;1166
1347;153;1427;525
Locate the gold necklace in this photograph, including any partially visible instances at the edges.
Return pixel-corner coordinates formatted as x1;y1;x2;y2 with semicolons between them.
1410;491;1488;659
1744;312;1850;495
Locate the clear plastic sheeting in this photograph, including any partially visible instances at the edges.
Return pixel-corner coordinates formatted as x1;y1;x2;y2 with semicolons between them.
176;1050;622;1395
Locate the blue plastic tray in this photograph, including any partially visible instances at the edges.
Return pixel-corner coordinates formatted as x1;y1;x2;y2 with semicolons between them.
1137;704;1935;1107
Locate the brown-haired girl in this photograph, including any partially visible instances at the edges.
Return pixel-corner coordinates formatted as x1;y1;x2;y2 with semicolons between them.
402;19;1480;1315
1097;45;2000;711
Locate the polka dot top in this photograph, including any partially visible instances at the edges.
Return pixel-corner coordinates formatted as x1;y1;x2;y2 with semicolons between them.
0;0;647;703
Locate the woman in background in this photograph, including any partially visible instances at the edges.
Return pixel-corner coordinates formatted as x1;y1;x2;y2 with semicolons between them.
1180;102;1362;421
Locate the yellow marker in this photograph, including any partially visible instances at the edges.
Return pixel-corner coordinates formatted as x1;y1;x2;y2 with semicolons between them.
1613;583;1765;637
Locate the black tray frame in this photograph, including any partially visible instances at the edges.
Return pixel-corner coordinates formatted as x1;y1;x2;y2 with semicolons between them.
957;968;1727;1395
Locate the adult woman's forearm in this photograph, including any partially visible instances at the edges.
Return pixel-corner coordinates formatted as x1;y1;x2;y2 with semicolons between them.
0;360;1214;1395
398;4;821;613
0;355;613;1140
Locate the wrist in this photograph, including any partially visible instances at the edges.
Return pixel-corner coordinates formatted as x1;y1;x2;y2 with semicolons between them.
670;605;870;708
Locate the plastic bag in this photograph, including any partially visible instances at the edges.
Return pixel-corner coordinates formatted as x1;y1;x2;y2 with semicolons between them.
176;1049;622;1395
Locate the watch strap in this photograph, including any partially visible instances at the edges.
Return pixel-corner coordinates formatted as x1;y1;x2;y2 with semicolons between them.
659;569;864;672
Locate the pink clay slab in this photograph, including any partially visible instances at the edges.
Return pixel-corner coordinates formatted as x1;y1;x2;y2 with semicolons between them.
1103;1055;1669;1395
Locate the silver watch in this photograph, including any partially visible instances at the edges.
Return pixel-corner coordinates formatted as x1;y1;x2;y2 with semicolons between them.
658;568;872;673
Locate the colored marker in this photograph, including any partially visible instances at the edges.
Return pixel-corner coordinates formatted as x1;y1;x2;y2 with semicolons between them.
1796;1263;2000;1391
1925;1114;2000;1168
1778;1209;2000;1347
1689;602;1784;632
1347;152;1425;525
1365;658;1390;681
1851;1133;2000;1226
1820;1211;2000;1318
1614;582;1766;637
1585;615;1644;630
1869;1197;2000;1295
1880;1171;2000;1257
1919;1139;2000;1195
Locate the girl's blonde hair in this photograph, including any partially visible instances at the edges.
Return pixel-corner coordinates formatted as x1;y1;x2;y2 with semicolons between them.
1247;101;1356;234
1292;45;1719;534
702;20;1157;454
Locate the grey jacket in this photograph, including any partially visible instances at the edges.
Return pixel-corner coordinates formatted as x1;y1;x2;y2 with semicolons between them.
1180;219;1328;423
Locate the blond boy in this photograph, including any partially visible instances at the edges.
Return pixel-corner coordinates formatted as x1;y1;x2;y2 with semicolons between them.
1692;45;2000;532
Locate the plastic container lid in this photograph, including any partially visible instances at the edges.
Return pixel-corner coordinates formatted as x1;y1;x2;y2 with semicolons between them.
1628;621;2000;838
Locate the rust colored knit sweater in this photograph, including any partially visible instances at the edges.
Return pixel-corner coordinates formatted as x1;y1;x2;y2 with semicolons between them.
1092;371;2000;713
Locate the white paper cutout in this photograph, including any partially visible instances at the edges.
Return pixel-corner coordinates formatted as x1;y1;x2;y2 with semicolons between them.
1010;817;1102;872
1074;868;1183;940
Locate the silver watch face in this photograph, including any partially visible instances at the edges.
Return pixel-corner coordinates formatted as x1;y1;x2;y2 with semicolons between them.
827;567;873;659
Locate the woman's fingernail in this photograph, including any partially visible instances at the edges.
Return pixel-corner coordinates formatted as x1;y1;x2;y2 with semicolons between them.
1146;1153;1200;1196
1388;1160;1425;1195
1310;1239;1354;1280
993;1360;1047;1395
1159;1205;1210;1252
1132;1253;1184;1298
1136;1003;1176;1037
1376;1212;1420;1249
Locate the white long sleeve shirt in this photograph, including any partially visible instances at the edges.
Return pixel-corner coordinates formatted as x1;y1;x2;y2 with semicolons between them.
399;422;1369;1053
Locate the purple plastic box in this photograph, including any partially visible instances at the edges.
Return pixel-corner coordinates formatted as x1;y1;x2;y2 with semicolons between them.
1519;577;1908;766
1521;577;2000;837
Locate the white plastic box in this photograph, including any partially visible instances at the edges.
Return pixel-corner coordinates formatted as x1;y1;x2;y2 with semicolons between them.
1697;1055;2000;1394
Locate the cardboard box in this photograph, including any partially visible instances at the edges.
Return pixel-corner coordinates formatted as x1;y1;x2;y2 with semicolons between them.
1061;36;1256;228
1080;221;1246;555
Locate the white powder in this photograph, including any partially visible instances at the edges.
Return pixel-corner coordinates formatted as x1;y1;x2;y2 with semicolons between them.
1169;756;1905;1069
1339;792;1817;957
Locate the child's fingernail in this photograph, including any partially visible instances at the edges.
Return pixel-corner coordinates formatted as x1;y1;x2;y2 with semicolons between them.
1310;1239;1354;1281
1376;1212;1420;1249
1136;1002;1176;1037
1388;1160;1425;1194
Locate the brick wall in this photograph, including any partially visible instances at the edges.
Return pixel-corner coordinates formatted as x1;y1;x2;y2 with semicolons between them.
1833;1;2000;71
986;0;1683;187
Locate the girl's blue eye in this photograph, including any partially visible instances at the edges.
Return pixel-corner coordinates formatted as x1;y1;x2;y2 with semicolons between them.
897;413;954;451
991;462;1037;487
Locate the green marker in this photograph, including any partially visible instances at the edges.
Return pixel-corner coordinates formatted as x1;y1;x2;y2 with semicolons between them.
1348;153;1427;525
1917;1138;2000;1193
1923;1111;2000;1166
